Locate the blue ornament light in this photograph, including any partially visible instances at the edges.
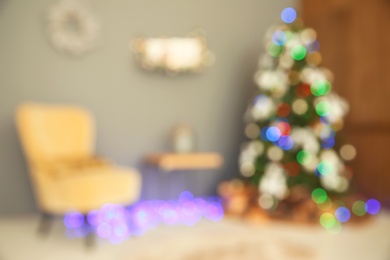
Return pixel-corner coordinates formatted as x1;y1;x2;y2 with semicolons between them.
272;31;287;46
64;211;84;229
335;207;351;223
281;7;297;24
278;136;294;150
266;127;282;142
365;199;381;215
321;137;335;149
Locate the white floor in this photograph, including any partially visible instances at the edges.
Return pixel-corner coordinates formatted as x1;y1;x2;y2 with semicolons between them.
0;213;390;260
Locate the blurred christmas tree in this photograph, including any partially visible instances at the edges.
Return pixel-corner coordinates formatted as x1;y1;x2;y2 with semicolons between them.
234;7;381;228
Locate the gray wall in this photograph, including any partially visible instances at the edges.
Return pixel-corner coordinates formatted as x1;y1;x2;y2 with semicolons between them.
0;0;296;215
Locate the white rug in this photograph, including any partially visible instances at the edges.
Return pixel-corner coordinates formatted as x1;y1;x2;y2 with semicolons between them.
0;214;390;260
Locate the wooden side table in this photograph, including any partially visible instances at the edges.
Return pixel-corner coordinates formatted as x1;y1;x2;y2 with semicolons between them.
144;153;223;171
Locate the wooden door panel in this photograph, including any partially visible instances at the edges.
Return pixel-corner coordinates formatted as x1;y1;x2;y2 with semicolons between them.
302;0;390;206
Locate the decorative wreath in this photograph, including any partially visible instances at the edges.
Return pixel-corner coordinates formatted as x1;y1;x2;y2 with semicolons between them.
47;0;100;56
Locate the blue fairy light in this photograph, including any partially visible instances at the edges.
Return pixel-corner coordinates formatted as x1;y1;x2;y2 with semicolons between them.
281;7;297;24
272;31;287;46
64;211;84;229
365;199;381;215
87;210;99;226
266;126;281;142
278;136;294;150
335;207;351;223
321;137;335;149
65;193;224;243
179;191;194;201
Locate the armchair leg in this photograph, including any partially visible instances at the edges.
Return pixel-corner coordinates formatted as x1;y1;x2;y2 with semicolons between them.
37;212;54;237
83;215;95;249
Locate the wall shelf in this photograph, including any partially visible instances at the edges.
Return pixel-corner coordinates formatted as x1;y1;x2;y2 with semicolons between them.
144;153;223;171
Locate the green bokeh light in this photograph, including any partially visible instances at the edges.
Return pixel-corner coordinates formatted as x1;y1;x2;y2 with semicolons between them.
317;161;334;176
352;201;367;216
320;213;336;229
296;150;312;165
291;45;307;60
268;43;284;57
312;188;328;204
284;31;294;42
315;101;331;116
327;220;342;234
311;80;332;96
317;198;333;211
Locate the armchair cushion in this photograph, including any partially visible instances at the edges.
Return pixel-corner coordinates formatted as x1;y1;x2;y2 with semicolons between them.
38;156;111;179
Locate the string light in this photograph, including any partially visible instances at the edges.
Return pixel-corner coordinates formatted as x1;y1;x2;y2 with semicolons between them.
281;7;297;24
320;213;336;229
311;188;328;204
266;127;282;142
352;201;367;216
311;80;332;96
291;45;307;60
335;207;351;223
297;150;312;165
278;136;294;150
316;101;331;116
64;192;224;242
272;31;287;46
365;199;381;215
317;161;334;176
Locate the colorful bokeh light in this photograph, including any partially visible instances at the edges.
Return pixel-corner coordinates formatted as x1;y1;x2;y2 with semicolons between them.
272;31;287;46
321;137;335;149
278;136;294;150
277;103;291;117
316;101;331;116
63;192;224;243
268;43;284;57
365;199;381;215
295;84;311;98
335;207;351;223
317;198;333;211
311;188;328;204
311;80;332;96
291;45;307;60
296;150;312;165
320;212;336;229
276;121;291;135
281;7;297;24
352;200;367;216
64;212;84;229
327;220;342;234
266;126;282;142
317;161;334;176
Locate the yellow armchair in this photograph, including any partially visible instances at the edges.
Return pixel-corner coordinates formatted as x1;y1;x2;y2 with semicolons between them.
16;103;141;217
